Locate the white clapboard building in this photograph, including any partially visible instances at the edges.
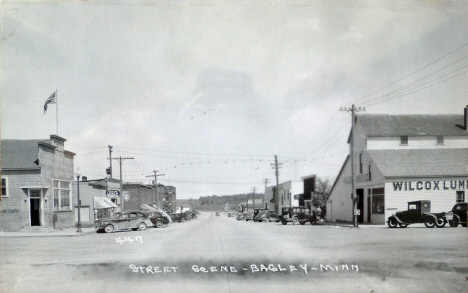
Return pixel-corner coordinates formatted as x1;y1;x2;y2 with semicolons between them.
326;106;468;224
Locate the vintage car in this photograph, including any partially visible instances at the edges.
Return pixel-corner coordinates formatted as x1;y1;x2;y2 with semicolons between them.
244;212;254;221
447;202;467;227
215;212;220;216
141;210;170;228
387;200;447;228
227;212;235;217
236;213;245;221
255;210;280;222
95;211;153;233
252;208;267;221
169;213;185;223
279;206;317;225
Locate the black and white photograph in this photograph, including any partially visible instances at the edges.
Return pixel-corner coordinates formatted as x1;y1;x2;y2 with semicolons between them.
1;1;467;292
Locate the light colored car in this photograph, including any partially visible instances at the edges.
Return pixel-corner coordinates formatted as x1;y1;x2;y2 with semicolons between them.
95;211;153;233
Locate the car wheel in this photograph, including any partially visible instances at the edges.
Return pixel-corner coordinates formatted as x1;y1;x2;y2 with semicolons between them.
449;216;459;227
104;225;114;233
398;223;408;228
387;217;398;228
292;216;299;225
435;218;446;228
138;222;147;231
156;220;164;228
424;216;436;228
299;221;306;225
281;220;287;225
462;223;467;227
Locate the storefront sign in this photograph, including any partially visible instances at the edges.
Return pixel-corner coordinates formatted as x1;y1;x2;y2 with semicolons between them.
106;190;120;196
392;180;468;191
123;191;130;201
0;209;20;214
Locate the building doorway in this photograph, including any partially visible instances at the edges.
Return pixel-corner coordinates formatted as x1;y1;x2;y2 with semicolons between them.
367;196;371;223
30;189;42;226
356;189;364;223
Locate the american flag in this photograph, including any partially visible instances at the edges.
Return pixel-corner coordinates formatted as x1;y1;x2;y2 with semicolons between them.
44;92;56;114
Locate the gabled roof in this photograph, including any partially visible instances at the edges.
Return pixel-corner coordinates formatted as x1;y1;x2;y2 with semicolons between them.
367;148;468;178
328;155;350;197
356;114;467;137
1;139;49;170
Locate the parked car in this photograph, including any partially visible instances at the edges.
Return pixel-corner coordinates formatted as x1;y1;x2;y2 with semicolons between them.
279;206;317;225
141;211;170;228
227;212;235;217
255;210;280;222
253;208;267;221
215;212;220;216
244;212;254;221
446;202;467;227
169;213;185;223
236;213;245;221
387;200;447;228
95;211;153;233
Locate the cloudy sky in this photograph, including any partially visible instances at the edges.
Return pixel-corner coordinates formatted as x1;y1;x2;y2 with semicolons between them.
2;0;468;199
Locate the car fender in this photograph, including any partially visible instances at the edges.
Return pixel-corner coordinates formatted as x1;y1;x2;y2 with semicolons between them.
388;215;405;224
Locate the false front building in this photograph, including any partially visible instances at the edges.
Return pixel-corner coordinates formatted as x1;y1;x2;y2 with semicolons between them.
326;107;468;224
1;135;75;231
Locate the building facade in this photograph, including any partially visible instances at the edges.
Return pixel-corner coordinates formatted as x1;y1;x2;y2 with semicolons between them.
327;107;468;224
72;178;121;227
163;185;176;212
264;180;301;213
1;135;75;231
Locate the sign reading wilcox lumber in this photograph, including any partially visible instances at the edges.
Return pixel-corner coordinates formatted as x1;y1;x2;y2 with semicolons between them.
392;180;468;191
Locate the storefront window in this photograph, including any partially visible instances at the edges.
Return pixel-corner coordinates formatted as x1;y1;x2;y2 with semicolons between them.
372;188;384;214
53;179;72;211
456;191;465;203
1;177;8;197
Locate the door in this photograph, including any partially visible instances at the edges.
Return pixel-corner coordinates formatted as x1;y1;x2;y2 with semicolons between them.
357;189;364;223
30;190;41;226
367;196;371;223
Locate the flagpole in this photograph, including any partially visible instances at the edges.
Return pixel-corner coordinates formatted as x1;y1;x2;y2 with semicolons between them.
55;89;58;135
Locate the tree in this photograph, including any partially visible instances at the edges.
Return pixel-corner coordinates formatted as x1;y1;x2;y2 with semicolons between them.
312;177;331;214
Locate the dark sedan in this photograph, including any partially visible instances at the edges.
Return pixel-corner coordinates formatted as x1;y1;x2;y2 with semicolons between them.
95;211;153;233
141;211;170;228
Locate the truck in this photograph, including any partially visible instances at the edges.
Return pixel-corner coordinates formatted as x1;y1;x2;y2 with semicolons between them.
387;200;447;228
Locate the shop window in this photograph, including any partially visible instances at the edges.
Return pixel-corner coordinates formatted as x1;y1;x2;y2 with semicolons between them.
359;154;363;174
371;188;384;214
1;177;8;197
436;135;444;145
400;136;408;145
456;191;465;203
53;179;72;211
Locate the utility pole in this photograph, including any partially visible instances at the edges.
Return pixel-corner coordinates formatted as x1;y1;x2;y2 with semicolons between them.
109;156;134;211
252;187;256;210
263;178;270;208
146;170;165;208
271;155;282;214
108;145;113;178
340;104;365;228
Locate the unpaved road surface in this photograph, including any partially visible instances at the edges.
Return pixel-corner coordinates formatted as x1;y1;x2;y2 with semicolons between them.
1;212;467;293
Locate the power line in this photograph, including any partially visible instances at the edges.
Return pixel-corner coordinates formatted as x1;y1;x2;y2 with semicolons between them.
353;41;468;104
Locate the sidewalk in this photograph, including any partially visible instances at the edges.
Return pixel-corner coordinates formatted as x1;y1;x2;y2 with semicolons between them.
0;227;96;237
319;220;387;229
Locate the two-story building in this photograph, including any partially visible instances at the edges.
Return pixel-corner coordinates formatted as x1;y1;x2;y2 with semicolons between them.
326;106;468;224
265;180;303;213
1;135;76;231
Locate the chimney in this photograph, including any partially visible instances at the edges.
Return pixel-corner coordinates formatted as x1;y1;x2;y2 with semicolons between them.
465;105;468;131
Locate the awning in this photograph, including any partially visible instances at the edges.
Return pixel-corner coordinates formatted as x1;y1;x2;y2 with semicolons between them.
94;197;119;209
